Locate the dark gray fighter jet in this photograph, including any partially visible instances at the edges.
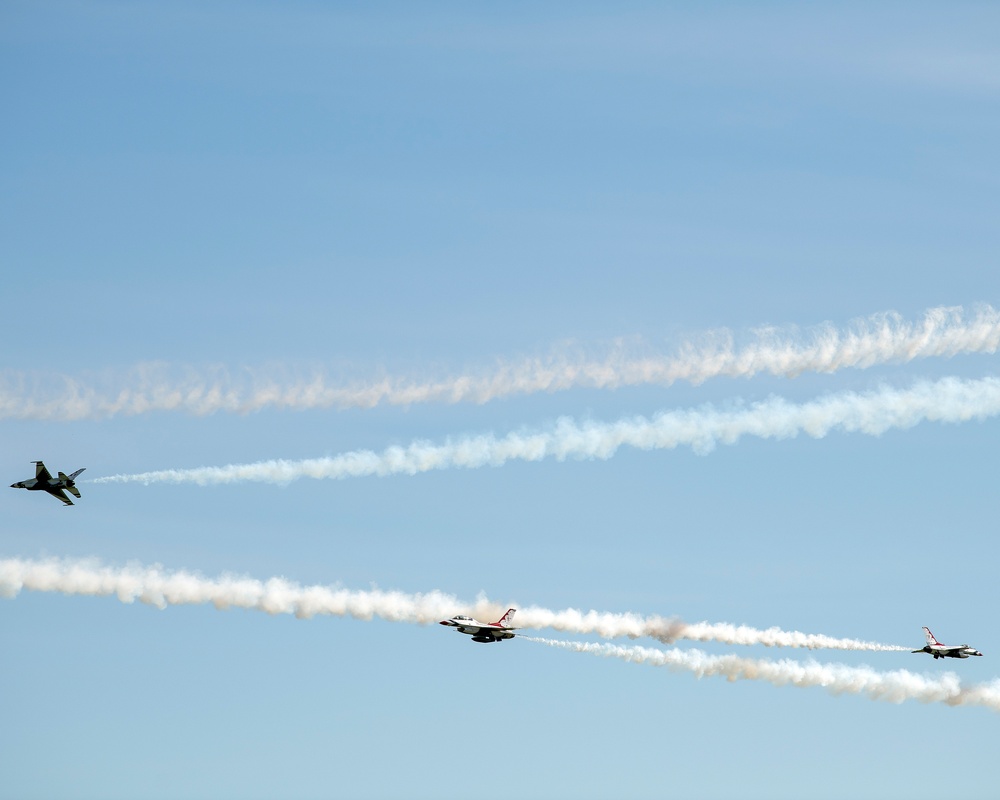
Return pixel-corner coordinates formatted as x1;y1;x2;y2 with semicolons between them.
11;461;86;506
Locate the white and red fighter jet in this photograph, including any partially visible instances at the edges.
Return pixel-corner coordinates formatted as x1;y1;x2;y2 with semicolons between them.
439;609;518;643
911;627;983;659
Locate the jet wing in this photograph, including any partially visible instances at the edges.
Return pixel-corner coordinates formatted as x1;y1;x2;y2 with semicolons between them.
34;461;52;481
46;487;74;505
934;645;968;654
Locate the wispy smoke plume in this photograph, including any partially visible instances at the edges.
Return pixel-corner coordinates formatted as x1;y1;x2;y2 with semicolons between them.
523;638;1000;713
0;558;906;651
94;375;1000;486
3;304;998;421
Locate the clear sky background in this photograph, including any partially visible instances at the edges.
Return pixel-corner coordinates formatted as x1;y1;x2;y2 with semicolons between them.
2;3;999;799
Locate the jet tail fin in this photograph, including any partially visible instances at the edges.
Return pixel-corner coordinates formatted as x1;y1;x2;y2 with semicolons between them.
495;608;516;628
68;468;85;480
66;485;81;499
923;627;940;646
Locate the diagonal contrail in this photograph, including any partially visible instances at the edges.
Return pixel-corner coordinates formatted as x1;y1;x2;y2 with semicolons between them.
0;557;907;651
522;637;1000;713
3;304;998;421
92;374;1000;486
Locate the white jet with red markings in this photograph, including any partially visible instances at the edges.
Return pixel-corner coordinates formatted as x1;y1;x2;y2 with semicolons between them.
911;627;983;659
439;609;518;643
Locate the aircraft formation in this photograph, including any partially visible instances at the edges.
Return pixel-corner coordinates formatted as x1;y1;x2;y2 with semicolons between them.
435;608;984;657
7;461;984;662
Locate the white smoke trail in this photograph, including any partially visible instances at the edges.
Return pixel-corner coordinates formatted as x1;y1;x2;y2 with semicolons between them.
93;374;1000;486
3;304;998;421
0;556;471;623
516;608;910;651
523;637;1000;713
0;557;907;651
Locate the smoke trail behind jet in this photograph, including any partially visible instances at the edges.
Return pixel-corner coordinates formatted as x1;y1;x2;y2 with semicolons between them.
517;608;909;651
3;304;998;421
93;375;1000;486
0;558;907;651
0;557;466;623
523;637;1000;713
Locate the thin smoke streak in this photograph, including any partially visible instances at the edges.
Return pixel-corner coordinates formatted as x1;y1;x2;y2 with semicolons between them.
3;304;999;420
93;375;1000;486
522;637;1000;713
0;558;907;651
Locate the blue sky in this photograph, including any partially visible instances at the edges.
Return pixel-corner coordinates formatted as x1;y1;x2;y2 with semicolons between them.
2;3;999;798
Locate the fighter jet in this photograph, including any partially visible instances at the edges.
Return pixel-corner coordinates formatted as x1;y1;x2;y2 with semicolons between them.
10;461;86;506
439;609;518;643
911;626;983;659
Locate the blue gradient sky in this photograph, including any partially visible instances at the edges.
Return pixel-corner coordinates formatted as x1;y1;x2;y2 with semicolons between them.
2;3;999;799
